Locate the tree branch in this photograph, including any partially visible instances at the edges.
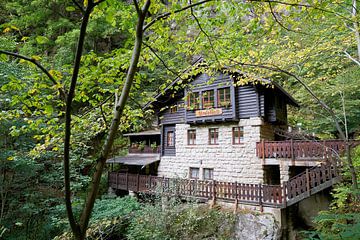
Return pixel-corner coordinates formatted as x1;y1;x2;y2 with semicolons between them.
0;50;67;100
229;60;347;141
133;0;141;15
344;50;360;66
78;0;151;237
249;0;352;22
63;1;97;238
189;0;219;64
143;0;213;31
143;41;183;79
71;0;85;13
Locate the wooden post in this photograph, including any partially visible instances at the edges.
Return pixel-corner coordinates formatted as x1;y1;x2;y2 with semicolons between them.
126;172;128;191
259;184;263;212
282;181;287;208
162;176;166;194
262;139;265;163
137;174;140;192
213;180;217;202
290;139;295;163
149;175;152;192
306;169;311;197
115;172;118;189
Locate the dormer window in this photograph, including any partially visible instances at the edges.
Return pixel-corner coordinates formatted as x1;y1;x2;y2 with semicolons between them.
218;87;231;108
187;92;200;110
170;105;178;113
202;90;215;109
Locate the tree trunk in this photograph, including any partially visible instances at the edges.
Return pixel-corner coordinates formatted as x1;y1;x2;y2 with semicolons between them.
76;1;151;239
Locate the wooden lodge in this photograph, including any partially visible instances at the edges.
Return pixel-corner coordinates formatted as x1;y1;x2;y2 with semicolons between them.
107;63;360;223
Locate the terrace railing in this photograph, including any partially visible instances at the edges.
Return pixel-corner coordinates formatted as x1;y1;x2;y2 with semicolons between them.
128;146;160;154
256;140;360;161
109;159;342;208
108;172;284;207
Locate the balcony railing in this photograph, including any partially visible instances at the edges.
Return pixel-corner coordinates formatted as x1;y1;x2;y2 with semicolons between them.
108;160;341;208
129;146;160;154
256;140;360;160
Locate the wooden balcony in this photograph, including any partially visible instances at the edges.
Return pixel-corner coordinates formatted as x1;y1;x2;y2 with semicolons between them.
256;140;360;162
129;146;160;154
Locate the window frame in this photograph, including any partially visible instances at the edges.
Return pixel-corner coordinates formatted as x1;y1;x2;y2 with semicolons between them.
217;87;231;108
202;90;215;109
232;127;244;145
187;129;196;145
189;167;199;179
187;92;200;110
166;131;175;147
208;128;219;145
203;168;214;180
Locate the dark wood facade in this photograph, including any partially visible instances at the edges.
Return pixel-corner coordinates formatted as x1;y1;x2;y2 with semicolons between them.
150;72;298;156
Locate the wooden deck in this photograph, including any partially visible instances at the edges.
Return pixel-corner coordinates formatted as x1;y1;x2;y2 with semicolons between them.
108;161;341;209
256;140;360;161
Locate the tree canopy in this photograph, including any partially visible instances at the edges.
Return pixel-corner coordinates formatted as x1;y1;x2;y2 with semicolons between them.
1;0;360;239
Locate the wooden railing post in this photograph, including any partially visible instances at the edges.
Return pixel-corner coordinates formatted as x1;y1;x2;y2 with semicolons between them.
149;175;152;191
137;174;140;192
282;181;287;208
212;180;217;202
306;169;311;197
261;139;265;162
126;172;129;190
290;139;294;162
259;184;263;212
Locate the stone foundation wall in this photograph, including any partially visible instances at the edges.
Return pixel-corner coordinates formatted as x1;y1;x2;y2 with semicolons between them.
158;117;264;183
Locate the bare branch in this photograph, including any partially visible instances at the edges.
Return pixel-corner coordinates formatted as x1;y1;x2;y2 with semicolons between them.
143;0;213;31
344;50;360;66
0;50;67;100
189;0;219;64
250;0;353;23
143;41;183;79
71;0;85;13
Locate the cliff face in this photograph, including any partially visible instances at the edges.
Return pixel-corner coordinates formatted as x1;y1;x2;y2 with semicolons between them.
234;213;280;240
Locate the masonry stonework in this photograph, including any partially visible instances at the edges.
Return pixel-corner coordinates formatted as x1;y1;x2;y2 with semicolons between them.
158;117;265;183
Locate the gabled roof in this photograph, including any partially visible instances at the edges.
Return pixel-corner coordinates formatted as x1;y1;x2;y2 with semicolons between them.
145;60;299;109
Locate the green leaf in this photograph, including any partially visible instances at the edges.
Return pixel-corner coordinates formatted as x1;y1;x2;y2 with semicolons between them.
35;36;49;44
65;6;76;12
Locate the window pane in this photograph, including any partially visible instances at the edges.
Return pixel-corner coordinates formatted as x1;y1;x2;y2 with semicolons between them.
190;168;199;179
209;128;219;145
204;168;213;180
187;92;200;110
188;129;196;145
167;131;174;147
202;90;214;109
233;127;244;144
218;88;231;108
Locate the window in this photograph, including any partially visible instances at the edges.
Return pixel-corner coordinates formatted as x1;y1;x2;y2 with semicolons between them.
188;129;196;145
187;92;200;110
209;128;219;145
203;168;214;180
167;131;175;147
233;127;244;144
170;105;178;113
217;87;231;108
190;167;199;179
202;90;215;109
